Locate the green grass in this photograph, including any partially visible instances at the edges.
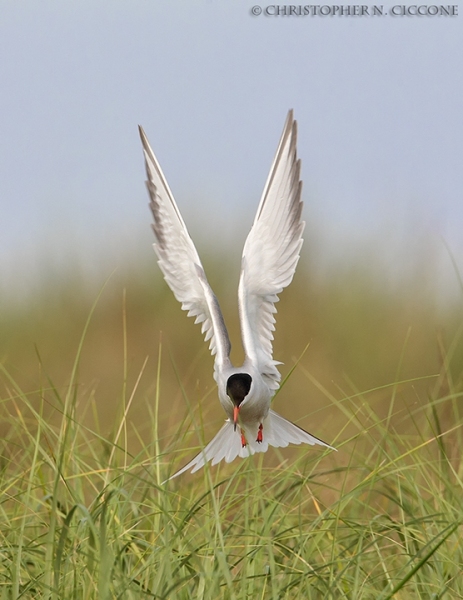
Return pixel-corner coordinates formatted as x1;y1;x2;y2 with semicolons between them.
1;258;463;598
1;339;462;597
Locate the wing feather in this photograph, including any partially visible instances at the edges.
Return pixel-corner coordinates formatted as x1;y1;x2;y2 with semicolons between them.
238;110;304;389
139;126;231;374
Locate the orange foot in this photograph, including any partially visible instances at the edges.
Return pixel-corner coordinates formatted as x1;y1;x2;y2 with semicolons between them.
240;430;247;448
256;423;263;443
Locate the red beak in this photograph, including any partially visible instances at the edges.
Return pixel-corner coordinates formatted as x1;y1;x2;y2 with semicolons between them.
233;405;240;431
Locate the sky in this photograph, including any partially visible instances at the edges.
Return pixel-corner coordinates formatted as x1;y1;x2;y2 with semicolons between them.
1;1;462;301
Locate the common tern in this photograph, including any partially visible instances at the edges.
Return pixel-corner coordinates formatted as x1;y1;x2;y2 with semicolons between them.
139;111;335;482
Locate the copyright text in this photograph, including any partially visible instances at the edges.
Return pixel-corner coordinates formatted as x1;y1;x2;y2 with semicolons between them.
250;4;458;16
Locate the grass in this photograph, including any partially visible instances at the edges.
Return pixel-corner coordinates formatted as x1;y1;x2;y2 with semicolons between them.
1;258;463;598
1;345;463;597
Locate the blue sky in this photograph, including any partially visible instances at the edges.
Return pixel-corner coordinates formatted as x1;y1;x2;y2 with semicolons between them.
1;1;462;299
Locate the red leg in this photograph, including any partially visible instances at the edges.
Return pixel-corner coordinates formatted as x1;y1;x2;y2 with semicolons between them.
240;429;247;448
256;423;263;443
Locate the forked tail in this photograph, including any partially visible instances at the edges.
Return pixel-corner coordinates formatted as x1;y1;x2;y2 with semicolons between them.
163;410;335;483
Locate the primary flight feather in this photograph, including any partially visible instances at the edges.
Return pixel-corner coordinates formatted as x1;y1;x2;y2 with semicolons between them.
139;111;335;482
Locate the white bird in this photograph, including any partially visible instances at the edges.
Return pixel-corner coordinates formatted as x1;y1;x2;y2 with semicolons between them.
139;111;335;482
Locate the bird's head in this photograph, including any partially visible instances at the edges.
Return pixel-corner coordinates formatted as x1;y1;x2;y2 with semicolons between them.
226;373;252;430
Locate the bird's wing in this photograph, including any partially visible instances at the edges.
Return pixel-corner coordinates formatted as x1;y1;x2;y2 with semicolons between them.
139;126;231;375
238;110;304;389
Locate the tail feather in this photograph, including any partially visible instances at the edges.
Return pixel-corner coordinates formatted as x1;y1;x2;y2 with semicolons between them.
264;410;336;450
163;421;249;483
163;410;335;483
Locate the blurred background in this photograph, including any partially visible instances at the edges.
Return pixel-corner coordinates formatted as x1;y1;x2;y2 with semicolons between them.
1;1;462;452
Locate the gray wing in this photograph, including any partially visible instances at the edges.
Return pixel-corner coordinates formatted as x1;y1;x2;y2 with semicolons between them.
139;126;231;377
238;111;304;390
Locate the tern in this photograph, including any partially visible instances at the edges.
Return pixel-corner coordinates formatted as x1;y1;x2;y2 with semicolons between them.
139;111;335;482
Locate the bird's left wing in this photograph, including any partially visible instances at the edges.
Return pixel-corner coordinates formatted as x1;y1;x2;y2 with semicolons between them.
139;126;231;375
238;111;304;389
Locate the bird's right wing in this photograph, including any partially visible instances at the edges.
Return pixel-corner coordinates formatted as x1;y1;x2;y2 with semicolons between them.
238;111;304;390
139;126;231;375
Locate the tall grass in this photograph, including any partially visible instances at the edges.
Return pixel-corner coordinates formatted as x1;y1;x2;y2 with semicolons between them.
1;257;463;598
1;350;462;598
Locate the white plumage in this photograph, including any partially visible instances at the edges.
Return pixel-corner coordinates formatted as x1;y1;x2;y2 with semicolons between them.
139;111;335;482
